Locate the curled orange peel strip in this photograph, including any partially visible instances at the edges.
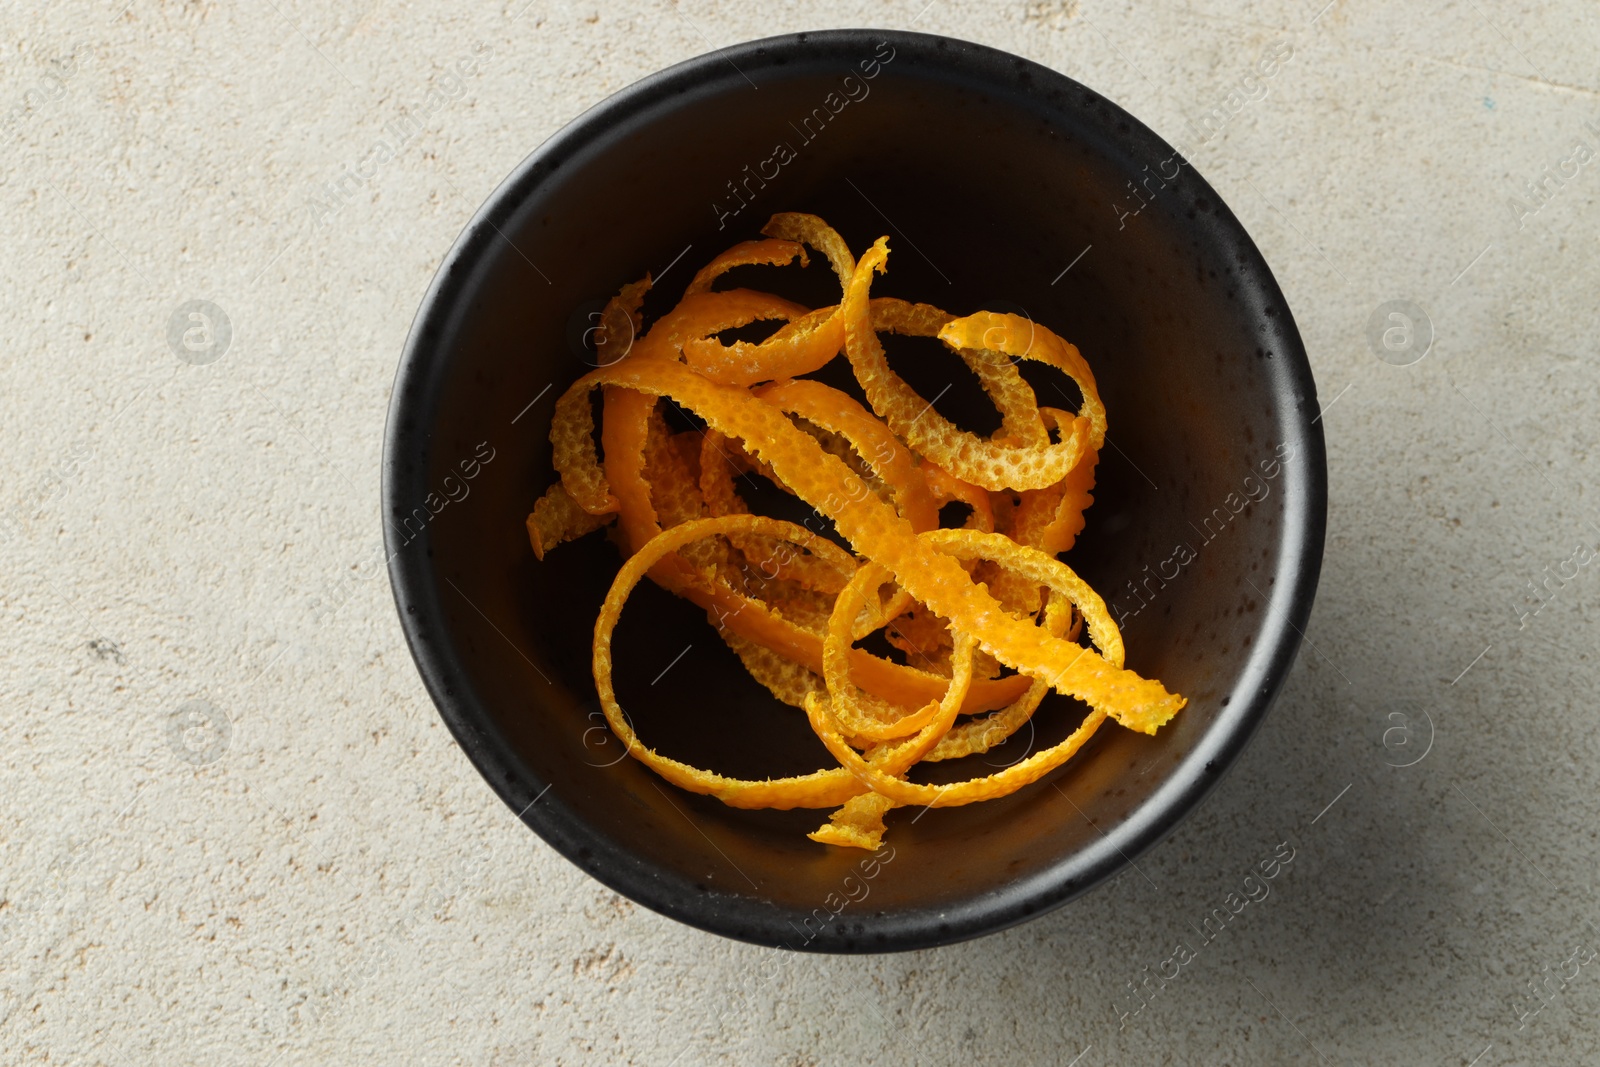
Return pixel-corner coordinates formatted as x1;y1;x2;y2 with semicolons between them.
868;297;1048;449
551;277;650;516
682;214;856;386
819;560;976;743
605;287;811;542
937;311;1107;451
563;358;1034;714
803;686;1108;808
807;791;896;850
684;571;1029;716
839;240;1094;491
592;514;977;809
683;238;807;296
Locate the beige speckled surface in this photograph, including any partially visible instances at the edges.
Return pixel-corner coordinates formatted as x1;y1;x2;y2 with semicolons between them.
4;1;1599;1063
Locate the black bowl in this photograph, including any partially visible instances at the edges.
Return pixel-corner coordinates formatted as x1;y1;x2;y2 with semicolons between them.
382;28;1326;952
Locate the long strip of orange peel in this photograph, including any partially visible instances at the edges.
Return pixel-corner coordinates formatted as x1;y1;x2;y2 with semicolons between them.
753;377;939;630
754;378;940;534
561;349;1184;735
922;587;1074;762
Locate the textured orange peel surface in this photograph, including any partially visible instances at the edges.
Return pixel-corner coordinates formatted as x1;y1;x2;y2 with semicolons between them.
525;213;1185;848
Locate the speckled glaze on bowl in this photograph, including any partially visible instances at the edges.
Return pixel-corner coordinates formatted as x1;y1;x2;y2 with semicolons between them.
382;28;1326;952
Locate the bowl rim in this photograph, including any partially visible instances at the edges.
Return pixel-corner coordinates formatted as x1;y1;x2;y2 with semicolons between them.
382;26;1328;953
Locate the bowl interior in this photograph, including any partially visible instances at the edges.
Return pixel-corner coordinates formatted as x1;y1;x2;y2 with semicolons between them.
385;30;1324;951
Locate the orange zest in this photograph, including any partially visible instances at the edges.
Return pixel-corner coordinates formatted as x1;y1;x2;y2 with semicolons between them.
527;213;1186;848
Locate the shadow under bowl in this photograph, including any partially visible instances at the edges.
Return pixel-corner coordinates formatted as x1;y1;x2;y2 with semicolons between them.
382;28;1327;952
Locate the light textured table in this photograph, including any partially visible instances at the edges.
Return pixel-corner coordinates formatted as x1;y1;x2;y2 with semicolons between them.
4;1;1598;1063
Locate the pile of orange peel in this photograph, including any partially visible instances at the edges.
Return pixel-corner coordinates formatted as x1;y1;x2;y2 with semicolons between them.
526;213;1185;850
